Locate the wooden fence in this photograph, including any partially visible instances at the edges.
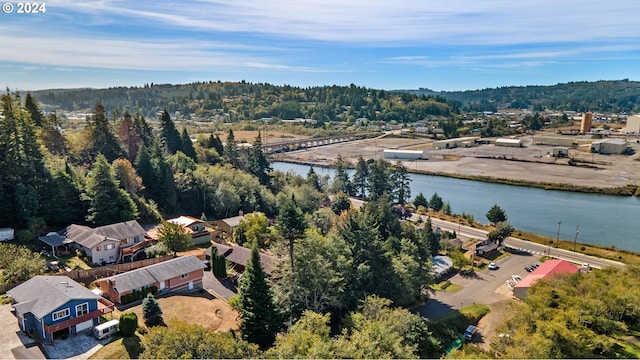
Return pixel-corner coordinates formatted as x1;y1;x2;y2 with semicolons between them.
0;255;175;294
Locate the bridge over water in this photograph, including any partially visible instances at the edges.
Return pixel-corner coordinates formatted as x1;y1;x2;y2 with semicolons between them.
262;133;373;154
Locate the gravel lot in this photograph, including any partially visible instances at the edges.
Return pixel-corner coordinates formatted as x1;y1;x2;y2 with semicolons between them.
278;133;640;189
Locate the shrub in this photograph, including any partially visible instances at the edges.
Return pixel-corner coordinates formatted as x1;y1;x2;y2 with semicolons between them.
119;312;138;337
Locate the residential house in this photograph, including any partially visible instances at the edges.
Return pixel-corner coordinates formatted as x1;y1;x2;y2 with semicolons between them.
167;216;211;245
215;214;246;241
96;255;206;304
7;276;114;344
474;239;499;257
62;220;149;265
206;243;279;275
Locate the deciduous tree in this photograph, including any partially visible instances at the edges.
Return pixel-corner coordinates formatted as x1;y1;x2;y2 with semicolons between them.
157;219;192;255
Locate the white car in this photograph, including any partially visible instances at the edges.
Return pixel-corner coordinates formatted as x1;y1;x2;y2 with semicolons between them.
511;275;522;282
488;262;498;270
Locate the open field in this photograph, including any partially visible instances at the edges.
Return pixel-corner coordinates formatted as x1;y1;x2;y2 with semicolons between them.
275;133;640;190
114;293;239;332
193;129;310;144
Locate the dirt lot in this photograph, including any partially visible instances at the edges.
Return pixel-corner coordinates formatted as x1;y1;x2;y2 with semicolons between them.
115;293;239;332
277;133;640;189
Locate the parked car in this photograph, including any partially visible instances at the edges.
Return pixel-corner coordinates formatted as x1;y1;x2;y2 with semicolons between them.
511;275;522;282
525;265;533;272
464;325;477;341
488;262;499;270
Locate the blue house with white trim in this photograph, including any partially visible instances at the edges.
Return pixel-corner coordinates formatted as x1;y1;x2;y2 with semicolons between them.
7;276;114;343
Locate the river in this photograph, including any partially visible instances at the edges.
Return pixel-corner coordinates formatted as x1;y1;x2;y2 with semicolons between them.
272;161;640;253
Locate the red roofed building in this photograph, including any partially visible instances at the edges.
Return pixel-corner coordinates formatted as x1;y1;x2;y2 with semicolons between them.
513;259;580;299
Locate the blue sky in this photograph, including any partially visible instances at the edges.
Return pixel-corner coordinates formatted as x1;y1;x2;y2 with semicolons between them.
2;0;640;91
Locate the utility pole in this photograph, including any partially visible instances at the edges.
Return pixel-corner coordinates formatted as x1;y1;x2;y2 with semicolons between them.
573;225;579;252
556;221;562;248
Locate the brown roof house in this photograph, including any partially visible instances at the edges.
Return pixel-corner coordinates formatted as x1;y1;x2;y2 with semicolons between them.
167;216;211;245
63;220;150;265
96;255;206;304
206;243;279;275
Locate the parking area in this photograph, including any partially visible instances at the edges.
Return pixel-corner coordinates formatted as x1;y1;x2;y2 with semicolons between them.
40;330;109;360
416;249;540;319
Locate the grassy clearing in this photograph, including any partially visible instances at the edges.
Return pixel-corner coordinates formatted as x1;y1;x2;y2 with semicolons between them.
89;335;141;359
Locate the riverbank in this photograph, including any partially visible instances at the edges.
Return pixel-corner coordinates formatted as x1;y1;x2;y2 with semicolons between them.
270;131;640;196
272;156;639;196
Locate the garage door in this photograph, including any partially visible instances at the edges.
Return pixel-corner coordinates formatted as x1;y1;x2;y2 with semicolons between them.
76;319;94;332
189;281;193;290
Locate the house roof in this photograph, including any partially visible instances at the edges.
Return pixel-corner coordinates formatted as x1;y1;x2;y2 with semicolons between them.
7;276;101;318
514;259;579;289
101;255;205;293
219;215;245;228
64;221;145;249
476;242;499;253
207;243;279;274
39;232;73;247
168;216;202;228
432;255;454;277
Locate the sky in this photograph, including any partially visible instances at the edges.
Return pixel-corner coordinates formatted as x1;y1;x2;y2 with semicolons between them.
1;0;640;92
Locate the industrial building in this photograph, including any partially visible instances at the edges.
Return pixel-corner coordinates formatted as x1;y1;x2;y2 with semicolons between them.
495;138;523;147
580;112;593;133
432;136;480;149
382;149;424;160
532;135;591;148
625;115;640;134
590;138;629;155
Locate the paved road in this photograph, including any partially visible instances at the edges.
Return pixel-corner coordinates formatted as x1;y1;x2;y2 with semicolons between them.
408;213;625;270
203;271;237;301
351;197;625;269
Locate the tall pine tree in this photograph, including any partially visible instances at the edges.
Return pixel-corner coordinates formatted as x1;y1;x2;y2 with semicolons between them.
352;156;369;199
180;128;197;161
223;129;239;167
248;131;271;186
83;154;138;225
24;93;43;127
159;109;182;155
86;103;125;162
238;243;280;348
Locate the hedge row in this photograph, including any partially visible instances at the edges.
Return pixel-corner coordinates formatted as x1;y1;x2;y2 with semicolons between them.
121;286;158;304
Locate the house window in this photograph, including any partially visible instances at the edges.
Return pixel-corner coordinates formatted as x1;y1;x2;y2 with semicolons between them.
96;246;101;251
52;308;70;321
134;236;141;244
104;244;115;250
76;302;89;316
181;274;188;279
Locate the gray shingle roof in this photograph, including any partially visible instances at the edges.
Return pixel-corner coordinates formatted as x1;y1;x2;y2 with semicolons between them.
7;276;100;318
102;256;205;293
207;243;279;274
64;221;145;248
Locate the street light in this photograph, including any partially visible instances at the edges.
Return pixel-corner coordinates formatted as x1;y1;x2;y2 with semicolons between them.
556;221;562;248
573;225;579;252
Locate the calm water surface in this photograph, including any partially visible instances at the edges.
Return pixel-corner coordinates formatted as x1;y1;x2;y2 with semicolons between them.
272;162;640;253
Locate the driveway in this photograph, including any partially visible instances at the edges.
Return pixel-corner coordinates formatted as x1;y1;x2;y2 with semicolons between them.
203;271;237;301
0;304;45;359
41;330;111;360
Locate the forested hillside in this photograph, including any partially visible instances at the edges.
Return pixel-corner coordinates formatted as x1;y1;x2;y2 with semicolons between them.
402;79;640;113
30;82;455;123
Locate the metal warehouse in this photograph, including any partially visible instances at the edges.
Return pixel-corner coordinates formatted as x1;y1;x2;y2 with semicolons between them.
382;149;424;160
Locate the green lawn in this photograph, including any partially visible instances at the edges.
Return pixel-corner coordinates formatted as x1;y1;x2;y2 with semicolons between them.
89;335;141;359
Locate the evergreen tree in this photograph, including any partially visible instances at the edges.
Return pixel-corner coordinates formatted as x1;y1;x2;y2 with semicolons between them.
429;192;444;212
142;293;164;327
86;103;125;162
116;111;142;160
238;243;280;348
276;197;307;269
119;312;138;337
332;154;353;195
366;159;391;201
41;112;67;156
248;131;271;186
486;203;508;224
390;160;411;204
352;156;369;198
223;129;239;167
159;109;182;155
424;216;441;256
306;166;322;191
24;93;43;127
82;154;138;225
180;128;198;161
133;112;154;147
208;133;224;154
413;192;428;208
